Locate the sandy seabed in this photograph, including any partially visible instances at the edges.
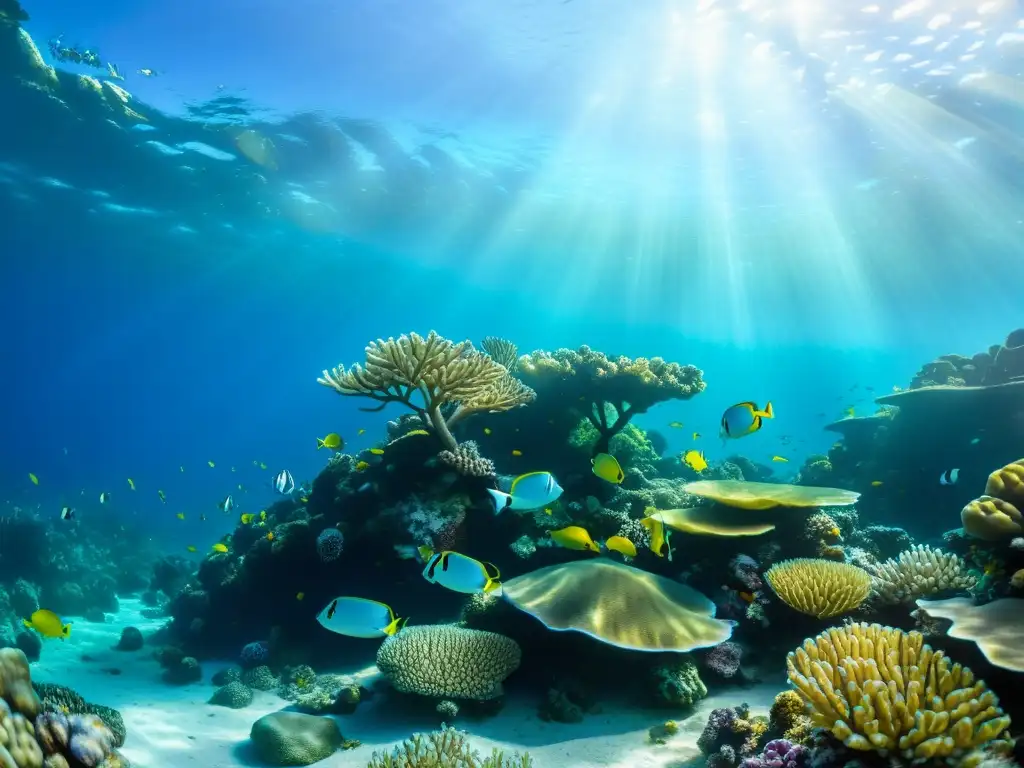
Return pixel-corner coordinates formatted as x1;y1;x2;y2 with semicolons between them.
30;600;779;768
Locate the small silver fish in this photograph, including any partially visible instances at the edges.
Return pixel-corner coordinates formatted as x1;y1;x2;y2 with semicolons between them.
219;495;234;513
273;469;295;495
939;468;960;486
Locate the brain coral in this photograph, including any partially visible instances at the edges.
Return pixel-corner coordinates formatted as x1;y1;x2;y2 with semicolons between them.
961;459;1024;540
375;625;521;701
765;559;871;618
786;622;1010;759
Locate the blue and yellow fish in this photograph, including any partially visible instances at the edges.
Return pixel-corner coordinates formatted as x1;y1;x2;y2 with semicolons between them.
720;401;774;439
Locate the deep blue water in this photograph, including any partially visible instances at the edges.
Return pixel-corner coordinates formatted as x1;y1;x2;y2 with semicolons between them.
2;0;1023;554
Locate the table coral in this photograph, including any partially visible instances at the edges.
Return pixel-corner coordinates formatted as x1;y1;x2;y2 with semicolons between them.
786;622;1010;759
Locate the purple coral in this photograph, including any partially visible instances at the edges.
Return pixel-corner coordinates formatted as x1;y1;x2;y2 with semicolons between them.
741;739;808;768
730;554;763;591
239;640;268;668
36;711;118;768
316;528;344;563
705;641;742;678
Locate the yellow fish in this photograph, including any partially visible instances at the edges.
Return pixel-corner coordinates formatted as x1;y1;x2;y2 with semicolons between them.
548;526;600;553
641;509;674;561
266;532;275;541
721;401;774;439
544;508;553;516
405;429;429;437
604;535;637;558
369;448;384;456
22;609;70;640
317;433;343;451
212;543;229;553
127;478;136;491
668;421;684;429
28;473;39;486
208;461;215;468
296;592;305;601
871;480;884;487
176;512;185;520
845;407;855;418
260;510;267;521
771;456;789;463
484;427;492;435
357;429;366;436
158;489;167;502
240;513;254;525
186;545;197;553
355;461;370;472
512;449;523;457
683;450;708;473
591;453;625;484
300;496;309;503
692;432;701;440
260;462;267;470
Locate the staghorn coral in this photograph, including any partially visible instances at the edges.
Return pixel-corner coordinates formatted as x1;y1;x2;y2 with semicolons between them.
786;622;1010;759
480;337;518;372
318;331;534;451
518;346;704;454
868;544;976;605
375;625;521;701
764;559;871;618
367;725;532;768
438;441;495;478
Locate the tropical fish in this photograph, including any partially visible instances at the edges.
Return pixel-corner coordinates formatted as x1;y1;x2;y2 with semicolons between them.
484;428;492;435
422;551;503;596
487;472;563;513
939;468;960;486
692;432;701;440
28;473;39;486
176;512;185;520
127;478;136;491
180;466;185;472
22;609;70;640
357;429;366;436
240;513;254;525
720;401;774;439
543;508;553;515
668;421;684;429
186;545;197;552
367;448;384;457
604;535;637;558
260;510;267;522
871;481;883;487
317;433;343;451
771;456;789;463
845;407;856;418
60;507;74;521
355;461;370;472
158;489;167;503
315;597;405;639
212;543;229;553
208;461;215;468
641;510;674;561
296;592;305;601
266;532;274;542
99;492;111;504
512;449;523;457
548;525;600;552
260;462;267;470
394;544;434;561
219;495;235;513
273;469;295;495
683;450;708;473
591;453;625;484
970;437;981;446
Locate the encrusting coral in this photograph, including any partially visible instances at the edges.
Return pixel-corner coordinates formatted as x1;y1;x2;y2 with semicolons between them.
318;331;535;451
517;346;704;454
375;625;521;701
786;622;1010;759
764;559;871;618
868;544;976;604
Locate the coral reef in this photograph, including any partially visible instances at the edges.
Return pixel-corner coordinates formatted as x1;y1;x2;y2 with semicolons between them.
653;659;707;707
868;544;975;604
962;459;1024;541
764;559;871;618
249;711;350;766
209;682;254;709
367;725;532;768
113;627;142;652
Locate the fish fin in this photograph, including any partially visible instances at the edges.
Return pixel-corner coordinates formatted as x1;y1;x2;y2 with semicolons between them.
316;438;325;449
484;580;503;598
509;471;548;494
21;619;30;630
482;561;501;580
63;623;71;636
487;488;511;514
383;616;404;636
761;401;774;418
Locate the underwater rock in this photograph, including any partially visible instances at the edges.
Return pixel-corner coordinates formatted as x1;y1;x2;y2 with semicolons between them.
209;682;254;709
211;667;241;686
249;711;345;766
10;579;39;618
242;665;279;692
239;641;269;669
0;648;40;718
113;627;142;652
14;631;41;662
162;656;201;685
314;529;343;563
538;687;583;723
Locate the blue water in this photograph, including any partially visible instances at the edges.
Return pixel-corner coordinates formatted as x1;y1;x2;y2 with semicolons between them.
2;0;1022;552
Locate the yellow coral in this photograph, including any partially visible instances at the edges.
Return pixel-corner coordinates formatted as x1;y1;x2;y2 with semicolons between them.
962;459;1024;540
786;622;1010;759
804;512;840;540
985;459;1024;504
765;559;871;618
770;690;813;743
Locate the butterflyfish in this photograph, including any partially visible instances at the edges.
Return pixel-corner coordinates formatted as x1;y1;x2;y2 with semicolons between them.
771;456;789;463
939;468;960;486
591;453;625;484
176;512;185;520
60;507;74;521
127;478;136;491
871;481;883;487
273;469;295;495
511;449;523;457
23;609;71;640
484;427;492;435
604;535;637;558
668;421;684;429
548;526;600;553
692;432;701;440
355;461;370;472
208;461;215;468
212;543;229;553
357;429;366;436
422;551;502;596
186;545;197;552
640;510;674;561
240;513;254;525
368;448;384;456
158;489;167;502
28;473;39;486
317;433;343;451
316;596;406;639
683;450;708;473
720;401;774;439
487;471;563;513
99;492;111;504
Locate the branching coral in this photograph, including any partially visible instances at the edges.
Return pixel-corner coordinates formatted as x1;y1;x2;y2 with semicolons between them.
368;725;532;768
765;559;871;618
318;331;534;451
868;544;976;605
786;622;1010;759
480;337;519;373
518;346;704;454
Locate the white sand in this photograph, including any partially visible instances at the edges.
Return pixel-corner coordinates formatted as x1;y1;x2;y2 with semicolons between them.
29;600;780;768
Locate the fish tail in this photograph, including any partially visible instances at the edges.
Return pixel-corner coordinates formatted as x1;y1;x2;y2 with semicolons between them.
487;488;511;514
21;619;30;630
485;580;503;598
762;401;774;418
62;623;71;637
316;438;324;449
